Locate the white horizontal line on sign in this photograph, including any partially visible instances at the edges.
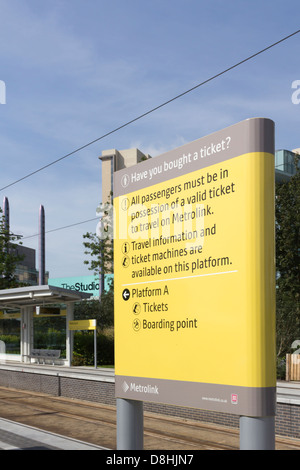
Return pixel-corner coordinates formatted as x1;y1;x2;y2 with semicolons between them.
122;270;238;287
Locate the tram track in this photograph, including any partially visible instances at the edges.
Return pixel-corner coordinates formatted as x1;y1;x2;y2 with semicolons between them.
0;386;299;450
0;387;239;450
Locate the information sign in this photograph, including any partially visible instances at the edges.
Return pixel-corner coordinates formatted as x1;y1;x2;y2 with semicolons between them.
114;118;276;416
69;319;96;331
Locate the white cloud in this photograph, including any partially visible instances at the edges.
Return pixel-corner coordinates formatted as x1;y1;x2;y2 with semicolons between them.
0;0;299;280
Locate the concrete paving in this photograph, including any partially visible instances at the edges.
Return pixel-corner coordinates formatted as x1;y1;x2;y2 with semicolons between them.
0;418;107;450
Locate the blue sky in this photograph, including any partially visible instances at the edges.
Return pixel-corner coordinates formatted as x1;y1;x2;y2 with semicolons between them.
0;0;299;278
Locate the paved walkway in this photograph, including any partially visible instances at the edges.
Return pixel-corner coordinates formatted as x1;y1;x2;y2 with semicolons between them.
0;418;106;450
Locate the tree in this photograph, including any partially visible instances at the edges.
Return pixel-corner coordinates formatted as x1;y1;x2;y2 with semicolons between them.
74;279;114;328
0;208;24;289
83;231;113;280
82;194;114;328
275;156;300;357
83;193;113;279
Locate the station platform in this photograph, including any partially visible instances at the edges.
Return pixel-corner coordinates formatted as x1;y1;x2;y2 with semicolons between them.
0;361;115;382
0;360;298;404
0;417;106;450
0;361;299;445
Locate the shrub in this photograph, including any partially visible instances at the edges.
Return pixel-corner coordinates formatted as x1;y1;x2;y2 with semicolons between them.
277;357;286;380
73;332;114;366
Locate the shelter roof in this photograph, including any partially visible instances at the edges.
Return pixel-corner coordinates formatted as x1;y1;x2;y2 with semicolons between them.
0;285;91;309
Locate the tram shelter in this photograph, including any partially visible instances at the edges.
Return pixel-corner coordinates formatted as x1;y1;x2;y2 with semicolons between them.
0;285;92;366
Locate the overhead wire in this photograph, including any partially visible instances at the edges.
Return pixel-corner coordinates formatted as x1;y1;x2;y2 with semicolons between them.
7;29;300;242
21;217;99;240
1;28;300;193
19;163;296;241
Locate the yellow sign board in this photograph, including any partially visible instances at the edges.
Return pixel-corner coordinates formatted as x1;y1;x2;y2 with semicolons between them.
69;319;97;331
114;118;276;416
0;310;20;319
34;308;66;317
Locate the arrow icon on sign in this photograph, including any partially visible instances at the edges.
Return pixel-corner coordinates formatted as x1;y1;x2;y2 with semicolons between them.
122;289;130;301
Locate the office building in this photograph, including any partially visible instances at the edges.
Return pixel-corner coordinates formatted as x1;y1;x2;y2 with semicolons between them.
99;148;151;203
13;245;48;286
275;148;300;182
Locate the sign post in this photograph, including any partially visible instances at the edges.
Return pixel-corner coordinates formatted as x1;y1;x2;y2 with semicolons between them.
240;416;275;450
116;399;143;450
114;118;276;449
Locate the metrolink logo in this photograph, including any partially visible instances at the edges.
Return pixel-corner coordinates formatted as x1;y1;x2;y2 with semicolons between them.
122;381;159;395
0;81;6;104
